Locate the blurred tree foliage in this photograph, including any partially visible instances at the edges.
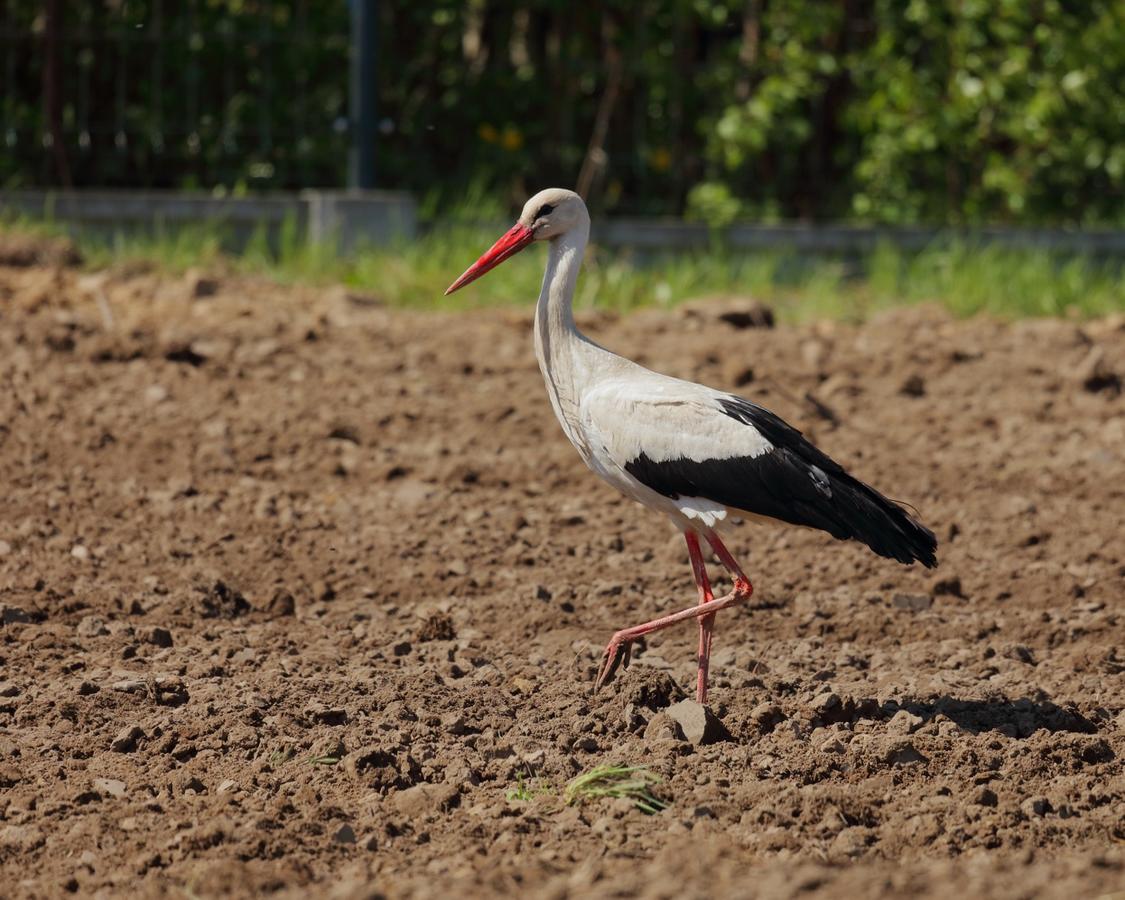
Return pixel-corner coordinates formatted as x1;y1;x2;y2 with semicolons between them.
2;0;1122;224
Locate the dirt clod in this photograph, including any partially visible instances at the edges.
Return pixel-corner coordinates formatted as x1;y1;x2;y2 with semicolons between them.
198;581;250;619
899;374;926;396
0;605;32;625
111;726;144;753
144;626;173;647
333;825;357;845
417;611;456;642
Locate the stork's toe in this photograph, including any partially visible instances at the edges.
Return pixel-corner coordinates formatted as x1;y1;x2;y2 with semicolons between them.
594;637;632;692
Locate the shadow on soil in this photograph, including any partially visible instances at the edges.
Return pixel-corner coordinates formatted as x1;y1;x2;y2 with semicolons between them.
892;696;1100;738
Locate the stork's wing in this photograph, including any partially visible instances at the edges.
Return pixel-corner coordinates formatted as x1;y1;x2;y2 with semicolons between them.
581;378;775;472
581;377;937;567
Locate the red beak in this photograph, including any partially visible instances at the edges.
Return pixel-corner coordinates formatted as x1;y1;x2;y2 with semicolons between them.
444;223;535;295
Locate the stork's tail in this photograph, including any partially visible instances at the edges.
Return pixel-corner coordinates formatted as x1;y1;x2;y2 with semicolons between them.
823;472;938;568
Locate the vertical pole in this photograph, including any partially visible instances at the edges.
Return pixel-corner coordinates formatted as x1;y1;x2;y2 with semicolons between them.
349;0;377;190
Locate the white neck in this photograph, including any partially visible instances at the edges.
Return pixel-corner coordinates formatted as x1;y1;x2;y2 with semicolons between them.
535;222;588;338
534;221;590;373
533;220;594;448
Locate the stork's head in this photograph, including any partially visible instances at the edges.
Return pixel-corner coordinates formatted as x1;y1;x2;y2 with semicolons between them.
445;188;586;295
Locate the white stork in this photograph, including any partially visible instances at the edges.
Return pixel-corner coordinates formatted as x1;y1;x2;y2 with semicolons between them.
446;188;937;704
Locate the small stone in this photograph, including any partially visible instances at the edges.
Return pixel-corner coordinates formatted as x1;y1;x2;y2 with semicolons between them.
887;709;925;735
93;778;126;798
892;593;932;611
333;824;356;844
217;779;238;794
665;699;727;745
111;725;144;753
145;627;173;648
70;544;89;560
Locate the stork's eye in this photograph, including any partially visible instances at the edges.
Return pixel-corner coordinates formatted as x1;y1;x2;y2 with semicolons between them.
537;203;555;218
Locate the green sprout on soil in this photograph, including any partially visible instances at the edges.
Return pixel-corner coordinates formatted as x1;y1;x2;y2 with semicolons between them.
506;765;553;801
267;747;296;766
505;770;554;803
308;755;340;767
564;765;669;815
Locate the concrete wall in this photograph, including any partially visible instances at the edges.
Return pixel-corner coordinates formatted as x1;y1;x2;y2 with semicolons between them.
2;189;1122;257
0;189;417;251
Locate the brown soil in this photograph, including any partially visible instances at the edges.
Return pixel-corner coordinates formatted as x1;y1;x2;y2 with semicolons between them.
1;256;1123;898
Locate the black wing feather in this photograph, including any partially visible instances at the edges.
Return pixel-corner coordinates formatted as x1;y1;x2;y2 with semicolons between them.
625;396;938;568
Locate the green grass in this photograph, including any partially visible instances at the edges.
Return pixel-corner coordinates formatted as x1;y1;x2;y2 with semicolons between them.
266;747;296;766
504;770;554;803
3;209;1121;321
564;764;669;815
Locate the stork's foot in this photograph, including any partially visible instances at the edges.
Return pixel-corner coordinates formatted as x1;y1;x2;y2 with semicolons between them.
594;636;632;693
589;582;752;697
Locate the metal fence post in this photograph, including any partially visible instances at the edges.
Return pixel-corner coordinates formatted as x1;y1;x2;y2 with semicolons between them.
349;0;377;190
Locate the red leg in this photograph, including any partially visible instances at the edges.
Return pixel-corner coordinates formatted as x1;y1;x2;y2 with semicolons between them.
686;532;715;704
595;531;753;700
707;531;752;591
